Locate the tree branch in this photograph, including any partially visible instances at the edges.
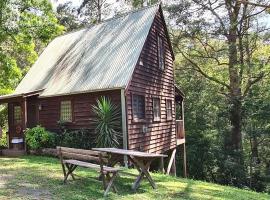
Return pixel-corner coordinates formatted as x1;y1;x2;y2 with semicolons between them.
242;72;264;98
178;48;230;89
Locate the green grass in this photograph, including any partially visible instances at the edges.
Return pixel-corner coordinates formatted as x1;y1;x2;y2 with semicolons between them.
0;156;269;200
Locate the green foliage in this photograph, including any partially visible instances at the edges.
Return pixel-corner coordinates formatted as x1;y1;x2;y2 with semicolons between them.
56;2;85;31
61;129;95;149
170;0;270;192
131;0;158;8
92;96;121;148
56;122;95;149
0;0;64;95
0;132;8;149
25;125;56;150
0;156;269;199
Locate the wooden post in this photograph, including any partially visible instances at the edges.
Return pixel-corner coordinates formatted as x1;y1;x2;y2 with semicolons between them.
159;157;165;173
121;89;128;167
182;143;187;178
22;97;27;151
171;156;176;176
166;148;176;175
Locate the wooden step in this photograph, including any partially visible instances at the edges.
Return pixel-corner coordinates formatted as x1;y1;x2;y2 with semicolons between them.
1;149;26;157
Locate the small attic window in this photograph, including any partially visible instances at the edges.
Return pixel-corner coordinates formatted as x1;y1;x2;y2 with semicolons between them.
157;34;165;70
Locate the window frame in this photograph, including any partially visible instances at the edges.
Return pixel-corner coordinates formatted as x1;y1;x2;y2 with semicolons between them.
132;93;146;122
152;97;161;122
59;100;73;123
13;105;22;124
166;99;173;121
157;34;165;70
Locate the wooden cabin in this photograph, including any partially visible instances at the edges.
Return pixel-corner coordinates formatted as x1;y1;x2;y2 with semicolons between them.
0;5;186;174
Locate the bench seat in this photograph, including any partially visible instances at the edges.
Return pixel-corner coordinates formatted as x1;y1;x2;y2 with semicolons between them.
63;159;120;172
57;146;120;197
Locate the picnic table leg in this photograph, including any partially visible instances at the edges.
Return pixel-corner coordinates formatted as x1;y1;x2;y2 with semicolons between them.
130;156;157;190
131;171;144;191
106;173;117;193
101;171;107;190
64;164;77;183
104;172;118;197
61;162;67;178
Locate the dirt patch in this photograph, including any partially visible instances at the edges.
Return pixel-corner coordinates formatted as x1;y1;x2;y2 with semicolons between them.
17;187;52;200
0;174;52;199
0;174;13;189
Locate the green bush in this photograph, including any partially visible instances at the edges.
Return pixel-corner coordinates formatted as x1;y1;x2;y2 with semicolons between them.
0;131;8;149
61;129;95;149
25;125;56;150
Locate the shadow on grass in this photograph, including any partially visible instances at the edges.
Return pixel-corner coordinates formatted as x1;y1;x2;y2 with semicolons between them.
0;156;268;200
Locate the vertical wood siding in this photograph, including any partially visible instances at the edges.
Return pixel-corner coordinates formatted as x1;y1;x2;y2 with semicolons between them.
126;10;176;154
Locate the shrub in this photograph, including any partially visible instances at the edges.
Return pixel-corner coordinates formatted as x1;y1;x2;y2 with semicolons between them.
61;129;95;149
0;131;8;149
25;125;56;150
92;96;121;148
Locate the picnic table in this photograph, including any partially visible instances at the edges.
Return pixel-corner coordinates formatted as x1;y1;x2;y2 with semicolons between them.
92;148;167;191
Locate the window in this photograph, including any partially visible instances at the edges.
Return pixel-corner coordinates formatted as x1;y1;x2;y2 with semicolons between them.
153;98;161;121
14;106;22;124
166;99;172;120
157;35;165;70
60;101;72;122
132;94;145;120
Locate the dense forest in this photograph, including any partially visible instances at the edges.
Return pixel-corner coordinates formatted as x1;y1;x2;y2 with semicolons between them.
0;0;269;194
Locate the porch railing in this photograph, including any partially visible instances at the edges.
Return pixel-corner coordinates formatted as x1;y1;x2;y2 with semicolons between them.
176;120;185;139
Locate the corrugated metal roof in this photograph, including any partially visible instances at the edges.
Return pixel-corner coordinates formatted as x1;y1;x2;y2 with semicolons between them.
13;5;159;98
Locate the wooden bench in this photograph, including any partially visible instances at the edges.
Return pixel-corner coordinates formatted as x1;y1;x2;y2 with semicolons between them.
57;146;121;196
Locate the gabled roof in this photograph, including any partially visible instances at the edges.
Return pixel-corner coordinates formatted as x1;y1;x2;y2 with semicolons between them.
13;5;160;98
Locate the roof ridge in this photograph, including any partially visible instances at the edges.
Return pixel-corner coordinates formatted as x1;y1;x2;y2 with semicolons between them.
57;3;160;38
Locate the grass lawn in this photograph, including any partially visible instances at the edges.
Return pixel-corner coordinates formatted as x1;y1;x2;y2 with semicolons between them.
0;156;269;200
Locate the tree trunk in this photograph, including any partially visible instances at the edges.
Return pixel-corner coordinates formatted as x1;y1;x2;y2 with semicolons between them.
226;1;243;152
97;0;102;23
229;96;242;150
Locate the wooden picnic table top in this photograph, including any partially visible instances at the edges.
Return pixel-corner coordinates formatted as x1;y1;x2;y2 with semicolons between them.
92;148;167;158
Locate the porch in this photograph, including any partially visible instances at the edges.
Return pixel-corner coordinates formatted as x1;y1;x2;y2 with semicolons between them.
0;90;42;156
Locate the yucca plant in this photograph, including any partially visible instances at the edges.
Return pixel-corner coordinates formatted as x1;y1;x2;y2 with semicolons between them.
92;96;121;148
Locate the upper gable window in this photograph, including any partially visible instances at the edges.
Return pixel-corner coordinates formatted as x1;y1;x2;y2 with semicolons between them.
157;35;165;70
60;101;72;122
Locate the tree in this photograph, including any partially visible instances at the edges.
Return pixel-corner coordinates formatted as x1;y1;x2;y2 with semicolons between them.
0;0;64;94
0;0;64;133
168;0;270;185
56;2;85;31
78;0;109;23
131;0;159;8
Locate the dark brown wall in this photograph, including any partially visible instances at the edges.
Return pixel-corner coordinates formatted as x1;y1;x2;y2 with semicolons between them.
126;10;176;153
37;90;121;132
